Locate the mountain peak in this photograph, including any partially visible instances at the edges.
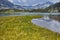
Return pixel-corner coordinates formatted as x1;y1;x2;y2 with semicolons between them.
46;1;54;4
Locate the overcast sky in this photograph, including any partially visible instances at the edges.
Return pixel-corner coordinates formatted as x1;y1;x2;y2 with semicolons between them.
8;0;60;6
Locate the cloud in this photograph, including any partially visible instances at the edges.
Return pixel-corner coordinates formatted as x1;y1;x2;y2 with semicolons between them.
21;4;29;6
8;0;60;6
8;0;13;3
21;0;28;3
18;0;21;2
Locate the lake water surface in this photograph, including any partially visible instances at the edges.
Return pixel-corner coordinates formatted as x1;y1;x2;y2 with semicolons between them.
0;12;60;16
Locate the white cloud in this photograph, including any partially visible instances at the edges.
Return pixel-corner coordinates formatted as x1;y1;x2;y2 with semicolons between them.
32;3;39;6
18;0;21;2
21;0;28;3
21;4;29;6
8;0;13;3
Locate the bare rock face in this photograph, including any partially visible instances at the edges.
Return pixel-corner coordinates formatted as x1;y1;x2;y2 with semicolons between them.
49;16;60;22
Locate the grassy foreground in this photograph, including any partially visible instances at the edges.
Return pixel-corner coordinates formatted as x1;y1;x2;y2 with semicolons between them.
0;16;60;40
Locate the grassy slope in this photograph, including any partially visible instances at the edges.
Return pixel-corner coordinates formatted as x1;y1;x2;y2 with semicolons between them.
0;16;60;40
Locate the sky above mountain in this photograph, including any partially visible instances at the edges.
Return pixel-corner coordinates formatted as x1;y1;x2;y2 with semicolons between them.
8;0;60;6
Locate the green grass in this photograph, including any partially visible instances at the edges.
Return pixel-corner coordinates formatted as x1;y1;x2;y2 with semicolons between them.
0;16;60;40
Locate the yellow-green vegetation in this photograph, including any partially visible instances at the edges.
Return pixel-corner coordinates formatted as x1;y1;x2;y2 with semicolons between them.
0;16;60;40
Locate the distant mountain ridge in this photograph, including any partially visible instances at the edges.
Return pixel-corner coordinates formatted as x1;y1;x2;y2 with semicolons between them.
46;2;60;12
0;0;24;9
0;0;14;7
39;1;53;8
49;2;60;7
21;1;54;9
0;0;54;10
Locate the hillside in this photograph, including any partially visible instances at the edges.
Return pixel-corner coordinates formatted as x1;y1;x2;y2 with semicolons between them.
46;2;60;12
0;0;14;7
